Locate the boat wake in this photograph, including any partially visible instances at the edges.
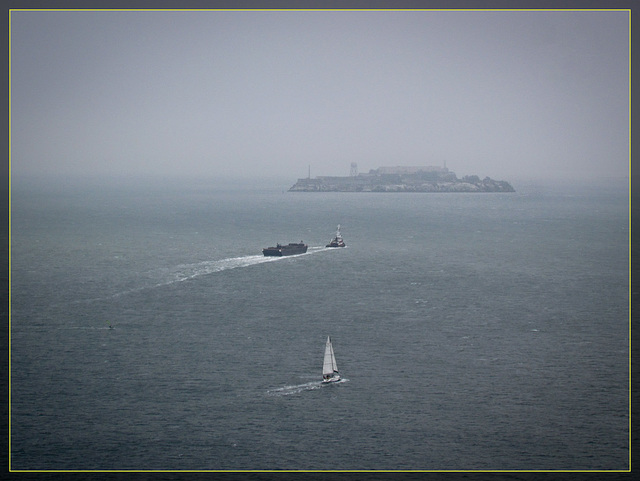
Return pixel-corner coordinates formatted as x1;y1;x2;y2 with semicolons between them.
72;247;334;305
155;246;333;286
267;378;348;396
267;381;322;396
154;254;280;286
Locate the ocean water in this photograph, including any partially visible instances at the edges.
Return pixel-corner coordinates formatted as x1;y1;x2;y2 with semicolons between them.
9;176;629;471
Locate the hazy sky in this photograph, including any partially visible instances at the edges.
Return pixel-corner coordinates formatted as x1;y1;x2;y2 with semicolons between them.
10;9;629;182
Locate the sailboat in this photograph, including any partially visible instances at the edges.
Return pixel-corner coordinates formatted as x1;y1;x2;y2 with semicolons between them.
322;336;341;383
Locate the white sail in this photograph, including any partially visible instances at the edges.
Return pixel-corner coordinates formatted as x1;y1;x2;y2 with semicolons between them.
323;336;339;376
330;341;338;373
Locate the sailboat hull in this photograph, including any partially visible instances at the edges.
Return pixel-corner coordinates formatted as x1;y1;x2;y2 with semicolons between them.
322;375;341;384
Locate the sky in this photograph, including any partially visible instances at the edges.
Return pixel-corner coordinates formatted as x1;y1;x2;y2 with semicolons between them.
10;9;630;183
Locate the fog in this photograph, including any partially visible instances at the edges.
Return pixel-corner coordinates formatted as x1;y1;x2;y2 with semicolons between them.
10;9;629;184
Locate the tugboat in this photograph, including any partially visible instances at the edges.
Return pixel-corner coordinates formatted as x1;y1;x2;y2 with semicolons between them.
326;225;346;248
262;241;308;257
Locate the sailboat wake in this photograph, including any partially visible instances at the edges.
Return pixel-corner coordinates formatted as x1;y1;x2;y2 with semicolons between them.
267;378;348;396
266;382;323;396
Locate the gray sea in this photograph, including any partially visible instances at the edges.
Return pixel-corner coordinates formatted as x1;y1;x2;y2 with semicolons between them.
9;175;629;471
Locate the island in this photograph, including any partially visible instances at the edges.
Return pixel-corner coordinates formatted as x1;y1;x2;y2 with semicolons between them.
289;165;515;193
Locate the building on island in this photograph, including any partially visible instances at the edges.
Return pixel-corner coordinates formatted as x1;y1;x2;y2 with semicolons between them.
289;164;514;193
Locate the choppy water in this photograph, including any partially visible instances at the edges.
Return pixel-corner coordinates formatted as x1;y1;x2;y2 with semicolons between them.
10;176;629;471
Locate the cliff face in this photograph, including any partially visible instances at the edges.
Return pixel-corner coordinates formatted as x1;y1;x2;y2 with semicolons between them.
289;170;515;193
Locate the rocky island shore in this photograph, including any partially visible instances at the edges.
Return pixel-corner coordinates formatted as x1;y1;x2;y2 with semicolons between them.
289;165;515;193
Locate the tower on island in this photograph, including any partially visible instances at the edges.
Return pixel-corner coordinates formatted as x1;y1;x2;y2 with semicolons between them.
350;162;358;177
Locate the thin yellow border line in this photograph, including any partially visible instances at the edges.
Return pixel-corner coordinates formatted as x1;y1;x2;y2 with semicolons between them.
7;7;632;474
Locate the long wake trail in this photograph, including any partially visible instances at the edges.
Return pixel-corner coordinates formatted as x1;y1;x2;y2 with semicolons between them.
72;246;331;305
154;246;330;287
